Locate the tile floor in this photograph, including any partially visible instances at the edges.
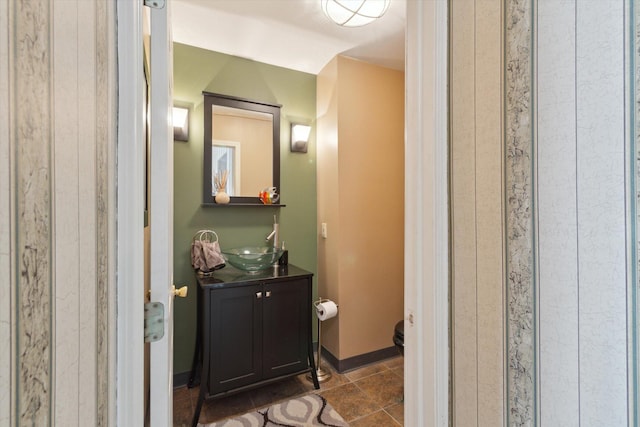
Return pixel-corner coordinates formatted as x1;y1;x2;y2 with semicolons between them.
173;356;404;426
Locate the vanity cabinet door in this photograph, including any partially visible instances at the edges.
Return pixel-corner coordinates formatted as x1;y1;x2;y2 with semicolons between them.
262;278;310;380
209;283;262;394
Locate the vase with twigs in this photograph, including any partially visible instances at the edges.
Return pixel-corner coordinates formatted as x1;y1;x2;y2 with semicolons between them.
214;170;230;204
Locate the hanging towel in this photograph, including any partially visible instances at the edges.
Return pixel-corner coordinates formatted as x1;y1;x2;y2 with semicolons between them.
191;230;225;273
191;240;205;271
202;240;225;271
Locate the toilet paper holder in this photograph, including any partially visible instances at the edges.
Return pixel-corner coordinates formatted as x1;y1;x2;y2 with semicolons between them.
314;298;339;320
308;297;338;383
313;297;338;307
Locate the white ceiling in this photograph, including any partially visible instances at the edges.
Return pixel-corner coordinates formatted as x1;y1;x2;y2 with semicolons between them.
171;0;406;75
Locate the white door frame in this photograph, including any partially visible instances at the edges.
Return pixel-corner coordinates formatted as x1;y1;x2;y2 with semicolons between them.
116;0;145;425
115;0;175;426
114;1;451;425
148;1;175;425
404;1;449;426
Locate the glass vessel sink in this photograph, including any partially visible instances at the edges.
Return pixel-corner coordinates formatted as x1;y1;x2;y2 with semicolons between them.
221;246;284;272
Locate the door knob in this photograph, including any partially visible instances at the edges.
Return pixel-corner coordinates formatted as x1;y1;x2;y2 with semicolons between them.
172;285;188;298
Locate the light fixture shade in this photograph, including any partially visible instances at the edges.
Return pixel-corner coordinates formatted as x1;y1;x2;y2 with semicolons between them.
173;106;189;141
291;123;311;153
321;0;390;27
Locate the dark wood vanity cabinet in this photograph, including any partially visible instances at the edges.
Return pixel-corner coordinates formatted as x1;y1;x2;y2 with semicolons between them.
209;278;310;393
191;265;319;427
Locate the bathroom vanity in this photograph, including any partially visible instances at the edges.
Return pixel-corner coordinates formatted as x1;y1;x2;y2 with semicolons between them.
190;264;319;426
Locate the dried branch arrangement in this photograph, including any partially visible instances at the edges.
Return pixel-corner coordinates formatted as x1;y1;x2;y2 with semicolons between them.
214;170;228;191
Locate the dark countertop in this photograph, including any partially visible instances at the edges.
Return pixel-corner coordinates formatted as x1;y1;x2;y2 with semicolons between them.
197;264;313;289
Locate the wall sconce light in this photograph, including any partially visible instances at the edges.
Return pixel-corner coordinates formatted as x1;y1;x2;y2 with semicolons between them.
321;0;390;27
291;123;311;153
173;106;189;141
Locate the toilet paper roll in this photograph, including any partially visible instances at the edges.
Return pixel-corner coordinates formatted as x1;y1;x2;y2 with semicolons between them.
316;300;338;321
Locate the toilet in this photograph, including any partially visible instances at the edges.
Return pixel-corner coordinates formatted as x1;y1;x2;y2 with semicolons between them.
393;320;404;356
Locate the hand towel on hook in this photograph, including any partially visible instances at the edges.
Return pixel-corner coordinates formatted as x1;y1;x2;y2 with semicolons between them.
191;230;225;273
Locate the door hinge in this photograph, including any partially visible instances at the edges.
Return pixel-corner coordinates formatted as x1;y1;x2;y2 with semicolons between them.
144;302;164;342
144;0;165;9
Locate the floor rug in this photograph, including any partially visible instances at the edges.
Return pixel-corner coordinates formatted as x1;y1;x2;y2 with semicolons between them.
200;393;349;427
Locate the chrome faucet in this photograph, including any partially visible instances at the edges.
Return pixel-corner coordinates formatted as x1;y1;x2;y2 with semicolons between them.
265;215;279;249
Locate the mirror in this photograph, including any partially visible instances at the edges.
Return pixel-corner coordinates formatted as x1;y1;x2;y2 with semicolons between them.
203;92;281;205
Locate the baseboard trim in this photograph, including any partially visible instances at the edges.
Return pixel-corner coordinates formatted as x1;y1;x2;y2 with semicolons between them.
320;346;400;373
173;370;191;389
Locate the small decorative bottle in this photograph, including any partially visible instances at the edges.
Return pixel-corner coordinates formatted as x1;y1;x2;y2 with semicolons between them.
215;189;230;204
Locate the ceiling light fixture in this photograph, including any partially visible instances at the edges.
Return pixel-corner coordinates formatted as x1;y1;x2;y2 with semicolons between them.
321;0;391;27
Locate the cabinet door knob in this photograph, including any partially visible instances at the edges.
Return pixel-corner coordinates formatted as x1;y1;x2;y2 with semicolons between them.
265;291;272;298
256;291;262;299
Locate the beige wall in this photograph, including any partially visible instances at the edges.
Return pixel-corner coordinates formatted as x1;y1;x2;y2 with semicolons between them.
317;58;342;353
317;56;404;361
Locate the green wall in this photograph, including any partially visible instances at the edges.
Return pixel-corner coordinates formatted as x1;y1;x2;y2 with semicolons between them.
172;43;318;376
